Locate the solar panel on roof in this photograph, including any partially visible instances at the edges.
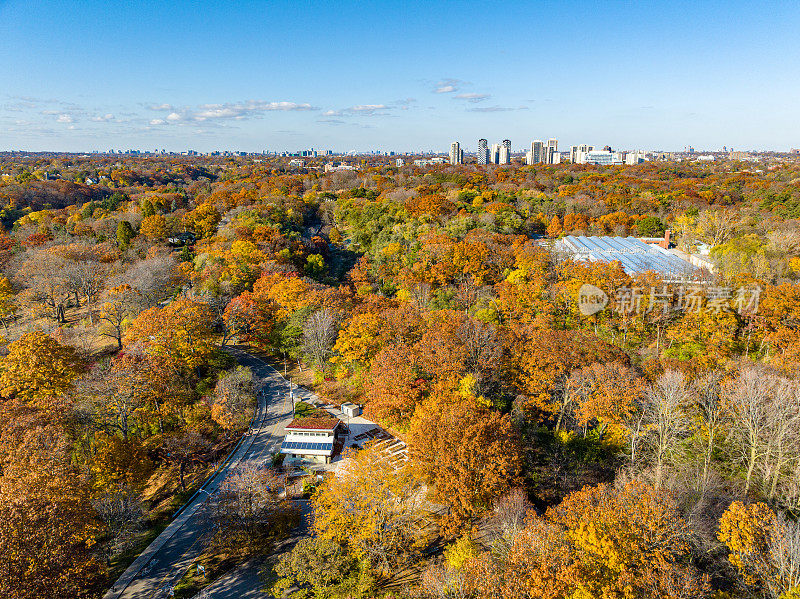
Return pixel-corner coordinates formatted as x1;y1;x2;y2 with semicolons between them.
281;440;334;453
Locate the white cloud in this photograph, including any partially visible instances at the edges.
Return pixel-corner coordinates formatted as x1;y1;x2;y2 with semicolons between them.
56;114;73;123
468;105;520;112
145;100;317;124
91;113;114;122
321;104;393;117
454;93;490;103
350;104;387;113
433;78;467;94
149;118;166;125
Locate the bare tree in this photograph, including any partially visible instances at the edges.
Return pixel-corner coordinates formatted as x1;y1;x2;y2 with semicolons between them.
212;463;296;553
726;367;775;495
211;367;256;432
63;257;112;325
114;253;180;308
760;380;800;502
162;431;212;492
420;563;470;599
14;249;70;322
97;284;141;350
768;514;800;598
693;371;727;497
485;488;533;555
639;370;693;488
302;308;337;369
93;484;144;560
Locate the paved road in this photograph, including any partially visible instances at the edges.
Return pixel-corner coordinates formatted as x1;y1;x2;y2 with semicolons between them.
104;347;297;599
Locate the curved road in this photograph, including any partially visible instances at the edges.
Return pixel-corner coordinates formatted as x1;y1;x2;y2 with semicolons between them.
104;347;296;599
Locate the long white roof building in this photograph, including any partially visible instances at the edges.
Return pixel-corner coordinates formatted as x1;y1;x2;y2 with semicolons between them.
554;235;695;279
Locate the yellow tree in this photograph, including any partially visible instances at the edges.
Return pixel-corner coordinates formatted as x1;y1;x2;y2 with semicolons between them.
568;362;644;441
508;328;629;422
0;400;106;598
312;443;425;574
123;299;216;373
718;501;800;598
0;331;82;401
0;275;16;335
98;284;141;350
139;213;167;239
331;311;385;367
461;482;709;599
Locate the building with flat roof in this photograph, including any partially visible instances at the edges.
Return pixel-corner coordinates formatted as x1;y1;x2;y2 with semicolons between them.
554;235;694;279
280;417;343;464
449;141;463;165
477;138;489;164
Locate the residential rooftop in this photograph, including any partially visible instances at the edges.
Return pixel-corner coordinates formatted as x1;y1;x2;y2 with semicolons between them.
285;417;341;431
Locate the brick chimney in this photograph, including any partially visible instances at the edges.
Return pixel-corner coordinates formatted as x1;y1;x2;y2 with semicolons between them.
660;229;671;249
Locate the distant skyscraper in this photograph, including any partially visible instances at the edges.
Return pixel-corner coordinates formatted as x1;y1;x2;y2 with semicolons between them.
573;144;595;164
532;140;544;164
477;138;489;164
449;141;463;165
546;138;558;164
491;143;501;164
499;146;510;164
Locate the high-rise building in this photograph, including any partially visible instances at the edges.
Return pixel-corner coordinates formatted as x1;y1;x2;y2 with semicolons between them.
499;140;512;164
490;143;501;164
573;144;595;164
546;138;558;164
477;139;489;164
498;146;510;165
449;141;463;165
532;140;544;164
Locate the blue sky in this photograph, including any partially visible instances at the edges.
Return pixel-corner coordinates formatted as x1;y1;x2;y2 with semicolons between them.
1;0;799;153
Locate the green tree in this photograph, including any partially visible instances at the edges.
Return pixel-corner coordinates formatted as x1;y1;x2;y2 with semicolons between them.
272;537;372;599
116;221;135;249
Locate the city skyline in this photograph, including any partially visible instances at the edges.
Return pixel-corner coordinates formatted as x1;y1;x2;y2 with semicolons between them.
2;0;800;152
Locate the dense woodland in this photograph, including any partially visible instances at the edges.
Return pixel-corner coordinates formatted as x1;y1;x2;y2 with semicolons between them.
1;152;800;598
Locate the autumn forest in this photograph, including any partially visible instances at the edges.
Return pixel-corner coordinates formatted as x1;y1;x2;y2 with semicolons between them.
1;152;800;599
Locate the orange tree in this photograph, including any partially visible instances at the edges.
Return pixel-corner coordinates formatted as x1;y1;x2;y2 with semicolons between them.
463;481;709;599
123;298;216;374
407;394;523;534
